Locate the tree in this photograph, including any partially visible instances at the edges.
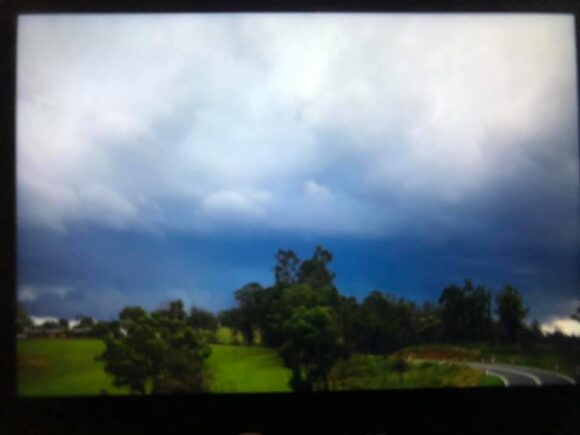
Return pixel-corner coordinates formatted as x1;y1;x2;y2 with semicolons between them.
258;291;286;347
297;246;336;290
75;315;95;330
274;249;300;286
58;318;69;330
393;356;408;384
17;305;32;333
260;246;341;348
249;285;283;347
279;305;345;391
356;291;412;354
152;345;212;394
91;320;121;338
188;306;218;331
496;284;529;343
98;306;211;394
438;280;491;343
439;284;466;342
334;295;359;355
218;308;240;329
529;319;544;341
418;302;442;343
234;283;265;345
260;284;318;348
150;310;212;394
572;301;580;323
119;306;146;323
464;284;492;341
42;321;59;330
390;295;418;350
157;299;187;321
98;313;167;394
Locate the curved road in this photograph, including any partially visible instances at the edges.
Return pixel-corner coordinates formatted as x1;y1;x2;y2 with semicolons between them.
467;362;576;387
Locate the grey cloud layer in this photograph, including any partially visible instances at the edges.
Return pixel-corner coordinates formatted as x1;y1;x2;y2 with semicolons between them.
18;14;579;244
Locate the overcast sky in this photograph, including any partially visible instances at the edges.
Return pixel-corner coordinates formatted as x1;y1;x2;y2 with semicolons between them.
17;14;580;334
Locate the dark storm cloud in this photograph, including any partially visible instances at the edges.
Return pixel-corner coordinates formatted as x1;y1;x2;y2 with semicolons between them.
16;14;580;331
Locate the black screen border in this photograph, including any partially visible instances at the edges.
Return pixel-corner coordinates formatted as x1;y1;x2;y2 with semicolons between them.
1;1;579;434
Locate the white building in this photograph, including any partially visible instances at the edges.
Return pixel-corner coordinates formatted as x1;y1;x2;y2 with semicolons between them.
30;316;59;327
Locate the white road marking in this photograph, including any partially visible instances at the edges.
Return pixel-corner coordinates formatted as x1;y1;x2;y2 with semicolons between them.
487;366;542;386
542;372;575;385
447;360;574;386
485;369;509;387
494;365;576;385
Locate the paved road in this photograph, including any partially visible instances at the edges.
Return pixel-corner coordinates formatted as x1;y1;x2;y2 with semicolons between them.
467;362;576;387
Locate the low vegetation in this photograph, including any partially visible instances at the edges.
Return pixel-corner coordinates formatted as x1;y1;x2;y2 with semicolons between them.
330;355;499;390
394;343;577;377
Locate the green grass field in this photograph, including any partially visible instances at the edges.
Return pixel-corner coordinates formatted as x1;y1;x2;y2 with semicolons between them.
18;339;289;396
18;339;503;397
207;344;291;392
18;339;128;397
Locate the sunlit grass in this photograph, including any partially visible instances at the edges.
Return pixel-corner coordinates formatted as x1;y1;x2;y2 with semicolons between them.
18;339;288;396
18;339;129;397
207;344;291;393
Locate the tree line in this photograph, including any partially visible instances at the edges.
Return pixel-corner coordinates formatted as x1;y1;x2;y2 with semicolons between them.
221;247;536;348
214;246;545;390
19;245;580;394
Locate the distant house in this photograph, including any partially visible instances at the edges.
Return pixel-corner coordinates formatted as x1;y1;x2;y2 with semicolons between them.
27;328;67;339
30;316;59;327
21;315;103;339
25;316;68;338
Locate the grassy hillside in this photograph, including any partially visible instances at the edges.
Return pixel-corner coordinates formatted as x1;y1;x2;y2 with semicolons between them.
18;339;288;396
207;344;291;393
18;339;128;397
